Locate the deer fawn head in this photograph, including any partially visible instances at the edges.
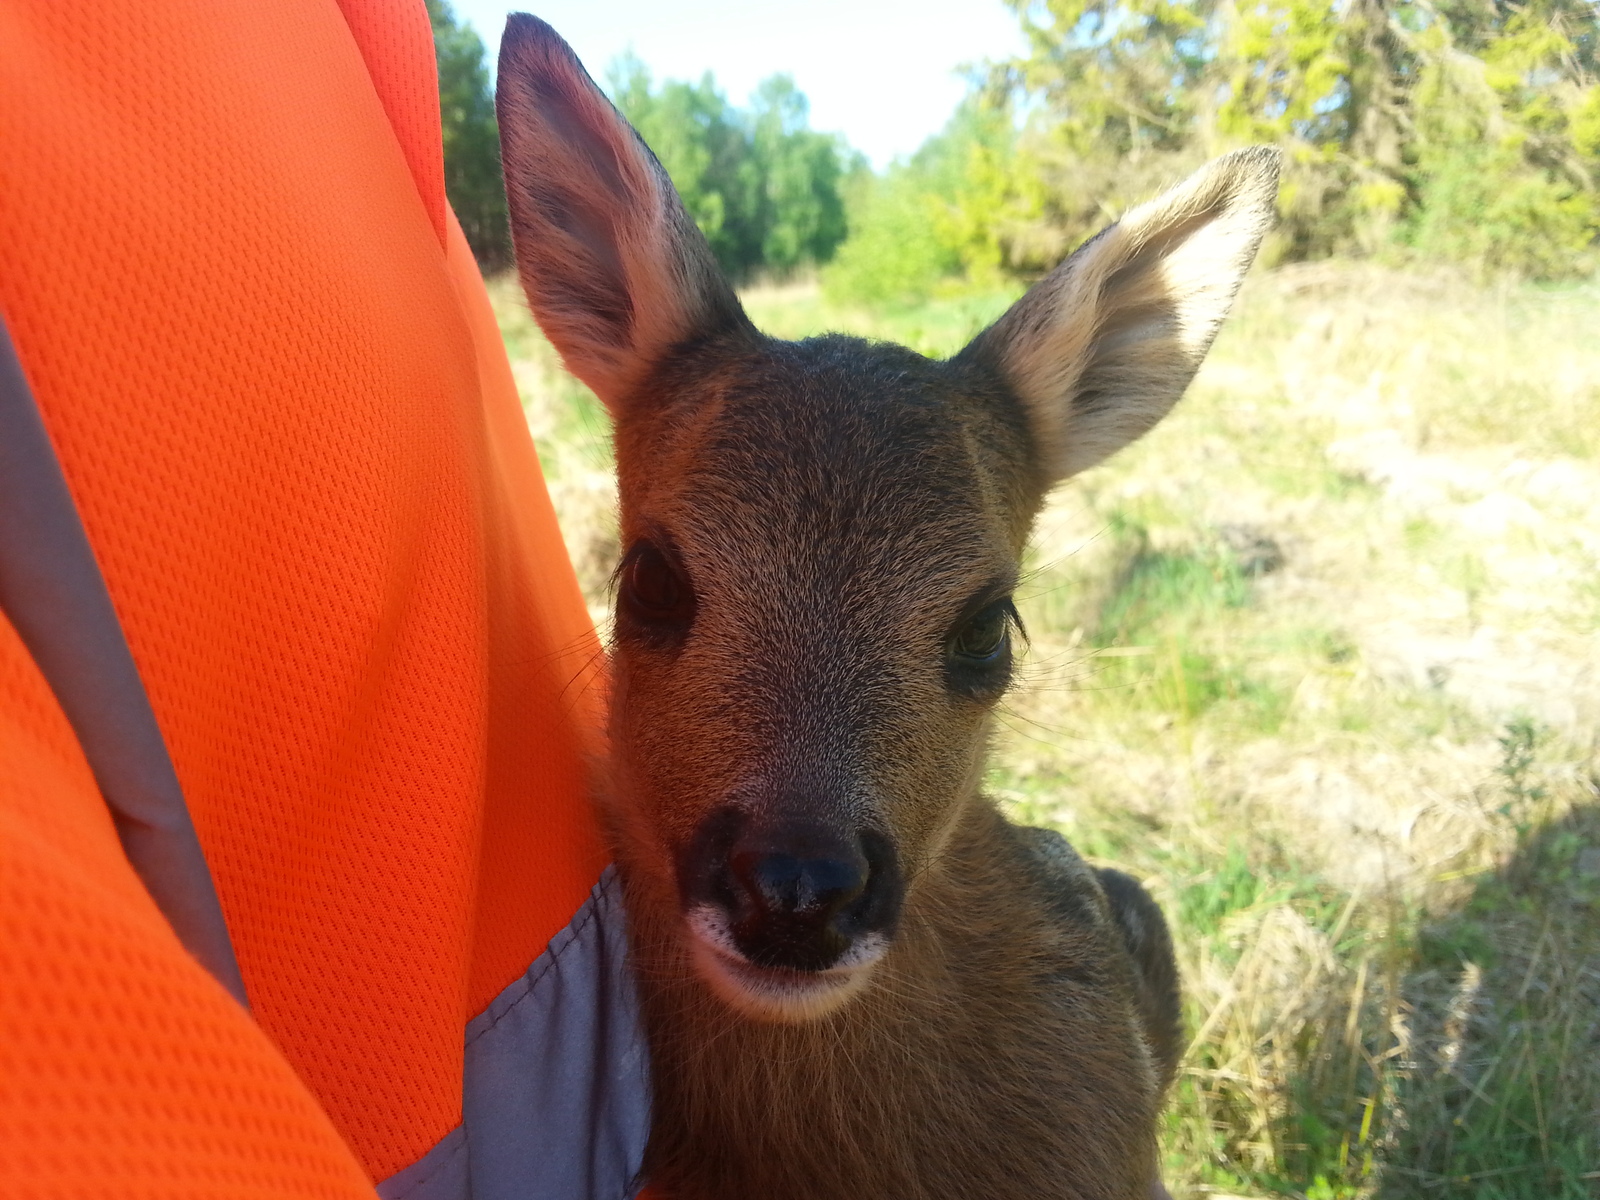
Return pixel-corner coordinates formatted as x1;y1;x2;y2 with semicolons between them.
499;15;1278;1023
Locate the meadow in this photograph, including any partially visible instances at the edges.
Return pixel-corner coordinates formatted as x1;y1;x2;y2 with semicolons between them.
488;265;1600;1199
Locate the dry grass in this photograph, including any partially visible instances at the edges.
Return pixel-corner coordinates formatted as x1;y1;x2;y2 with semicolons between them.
489;264;1600;1198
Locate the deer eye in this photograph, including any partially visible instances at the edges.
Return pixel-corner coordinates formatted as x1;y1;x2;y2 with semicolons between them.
619;539;695;633
951;601;1013;663
944;597;1018;699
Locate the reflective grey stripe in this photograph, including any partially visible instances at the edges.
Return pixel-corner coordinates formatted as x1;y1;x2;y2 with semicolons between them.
0;317;248;1008
378;865;651;1200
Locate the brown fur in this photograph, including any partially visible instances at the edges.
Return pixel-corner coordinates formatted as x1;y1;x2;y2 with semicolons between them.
497;15;1279;1198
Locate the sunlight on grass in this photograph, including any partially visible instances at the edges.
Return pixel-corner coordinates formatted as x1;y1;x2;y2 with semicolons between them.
739;279;1023;359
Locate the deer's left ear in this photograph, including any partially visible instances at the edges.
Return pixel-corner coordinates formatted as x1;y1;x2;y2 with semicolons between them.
957;148;1280;486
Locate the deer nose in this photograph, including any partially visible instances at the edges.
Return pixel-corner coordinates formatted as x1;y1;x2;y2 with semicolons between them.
734;849;864;917
728;846;866;970
701;821;901;973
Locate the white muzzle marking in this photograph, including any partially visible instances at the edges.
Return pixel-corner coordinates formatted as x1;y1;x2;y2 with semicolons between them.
684;903;887;1022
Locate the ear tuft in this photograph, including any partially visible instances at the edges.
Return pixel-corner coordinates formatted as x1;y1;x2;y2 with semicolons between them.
959;147;1281;485
496;15;750;409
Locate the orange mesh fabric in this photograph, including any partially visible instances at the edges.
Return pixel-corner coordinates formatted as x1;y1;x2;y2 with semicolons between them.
335;0;449;245
443;210;612;1014
0;614;375;1198
0;0;607;1188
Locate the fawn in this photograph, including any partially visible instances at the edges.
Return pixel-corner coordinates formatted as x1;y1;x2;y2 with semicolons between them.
497;15;1278;1199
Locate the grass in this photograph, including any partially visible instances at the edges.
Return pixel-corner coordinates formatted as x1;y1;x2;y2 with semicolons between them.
490;262;1600;1198
738;278;1023;358
1395;801;1600;1198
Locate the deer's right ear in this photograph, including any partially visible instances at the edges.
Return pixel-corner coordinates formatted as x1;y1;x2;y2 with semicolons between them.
496;15;751;411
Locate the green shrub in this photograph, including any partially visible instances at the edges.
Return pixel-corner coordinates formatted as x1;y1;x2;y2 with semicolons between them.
819;171;960;306
1407;145;1598;279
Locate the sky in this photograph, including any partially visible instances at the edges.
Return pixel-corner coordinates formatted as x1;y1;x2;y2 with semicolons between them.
452;0;1029;168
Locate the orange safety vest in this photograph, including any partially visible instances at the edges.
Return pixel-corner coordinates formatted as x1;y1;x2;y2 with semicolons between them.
0;2;645;1196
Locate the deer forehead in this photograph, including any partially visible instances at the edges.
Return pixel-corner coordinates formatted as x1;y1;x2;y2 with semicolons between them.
613;336;1035;594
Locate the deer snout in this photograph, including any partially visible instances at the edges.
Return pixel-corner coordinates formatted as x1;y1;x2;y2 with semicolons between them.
681;809;903;985
727;842;869;971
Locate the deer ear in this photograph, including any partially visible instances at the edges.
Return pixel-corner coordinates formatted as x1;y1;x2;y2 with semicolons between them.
496;15;752;410
958;147;1280;485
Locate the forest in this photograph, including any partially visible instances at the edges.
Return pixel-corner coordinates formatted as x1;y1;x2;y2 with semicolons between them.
428;0;1600;290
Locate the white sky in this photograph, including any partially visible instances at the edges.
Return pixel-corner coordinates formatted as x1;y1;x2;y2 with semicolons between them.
452;0;1029;168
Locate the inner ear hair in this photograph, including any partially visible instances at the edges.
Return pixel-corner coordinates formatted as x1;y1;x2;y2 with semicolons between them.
496;14;751;411
958;147;1281;487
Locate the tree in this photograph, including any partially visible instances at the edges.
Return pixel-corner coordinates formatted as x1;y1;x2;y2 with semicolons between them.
822;97;1046;305
985;0;1600;277
425;0;510;269
611;61;852;281
611;57;763;275
749;77;851;274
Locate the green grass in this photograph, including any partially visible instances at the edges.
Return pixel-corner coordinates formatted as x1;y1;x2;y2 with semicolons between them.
1391;801;1600;1199
488;275;612;476
993;760;1415;1197
992;737;1598;1199
739;280;1023;358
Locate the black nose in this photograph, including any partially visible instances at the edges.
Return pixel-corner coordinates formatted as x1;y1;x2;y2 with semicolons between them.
682;813;903;973
729;847;867;969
